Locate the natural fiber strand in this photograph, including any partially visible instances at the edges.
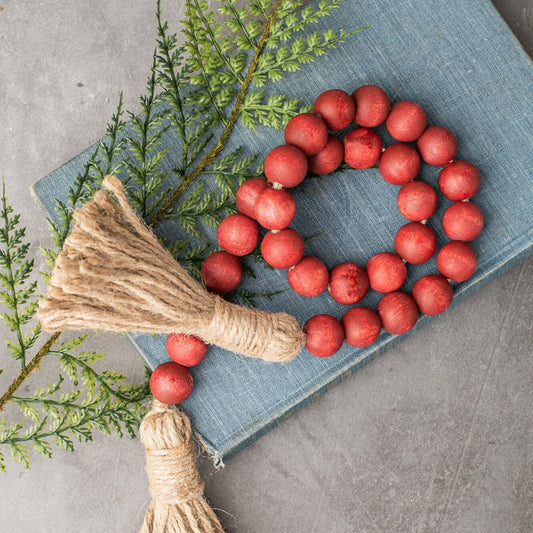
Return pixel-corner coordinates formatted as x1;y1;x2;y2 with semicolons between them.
38;176;306;362
139;401;225;533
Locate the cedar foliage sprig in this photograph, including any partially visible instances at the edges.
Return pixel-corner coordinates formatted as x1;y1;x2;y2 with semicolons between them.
1;0;365;469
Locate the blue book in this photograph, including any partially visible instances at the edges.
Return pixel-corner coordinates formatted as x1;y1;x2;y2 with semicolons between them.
32;0;533;466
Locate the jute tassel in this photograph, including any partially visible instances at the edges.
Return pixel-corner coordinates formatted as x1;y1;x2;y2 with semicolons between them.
38;176;306;362
139;400;225;533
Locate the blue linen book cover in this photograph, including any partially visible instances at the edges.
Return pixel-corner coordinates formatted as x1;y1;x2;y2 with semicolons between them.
31;0;533;465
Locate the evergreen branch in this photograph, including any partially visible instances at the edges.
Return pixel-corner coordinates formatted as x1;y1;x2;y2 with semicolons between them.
148;0;286;227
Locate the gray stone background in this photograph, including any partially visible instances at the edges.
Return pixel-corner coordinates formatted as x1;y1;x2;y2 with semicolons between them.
0;1;531;532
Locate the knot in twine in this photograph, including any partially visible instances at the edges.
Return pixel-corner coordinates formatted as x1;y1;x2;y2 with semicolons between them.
37;175;306;363
139;401;224;533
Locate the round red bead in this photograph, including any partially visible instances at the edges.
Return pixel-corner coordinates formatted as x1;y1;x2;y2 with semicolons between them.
307;134;344;175
261;228;305;269
385;101;427;142
417;125;458;166
166;333;208;367
438;160;481;201
366;252;407;293
352;85;391;127
304;314;345;357
236;178;269;219
254;188;296;230
264;144;308;188
377;292;419;335
397;180;438;221
343;127;382;169
288;256;329;297
328;262;369;304
150;362;193;405
442;201;484;241
412;274;454;315
284;113;329;156
436;241;477;282
217;213;260;256
378;143;421;185
394;222;437;264
341;306;382;347
313;89;355;131
201;251;242;294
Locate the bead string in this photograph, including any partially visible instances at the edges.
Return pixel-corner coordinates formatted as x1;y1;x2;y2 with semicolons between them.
157;84;484;402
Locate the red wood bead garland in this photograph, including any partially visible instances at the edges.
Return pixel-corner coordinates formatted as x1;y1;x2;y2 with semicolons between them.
202;83;483;364
166;333;208;367
217;213;260;256
303;314;345;357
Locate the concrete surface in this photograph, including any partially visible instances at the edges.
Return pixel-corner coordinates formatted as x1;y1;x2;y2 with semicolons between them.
0;1;531;532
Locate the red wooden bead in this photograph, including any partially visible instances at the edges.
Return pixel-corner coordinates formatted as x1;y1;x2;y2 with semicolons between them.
341;306;382;347
236;178;269;219
254;188;296;230
352;85;391;127
385;101;427;142
366;252;407;293
377;292;419;335
150;362;193;405
436;241;477;282
378;143;421;185
217;213;260;256
417;125;458;166
166;333;208;367
313;89;356;131
261;228;305;269
304;314;345;357
201;251;243;294
442;201;484;241
288;256;329;297
307;134;344;175
394;222;437;264
284;113;329;156
264;144;308;188
412;274;454;316
397;180;438;221
343;127;383;169
328;262;369;304
438;160;481;201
